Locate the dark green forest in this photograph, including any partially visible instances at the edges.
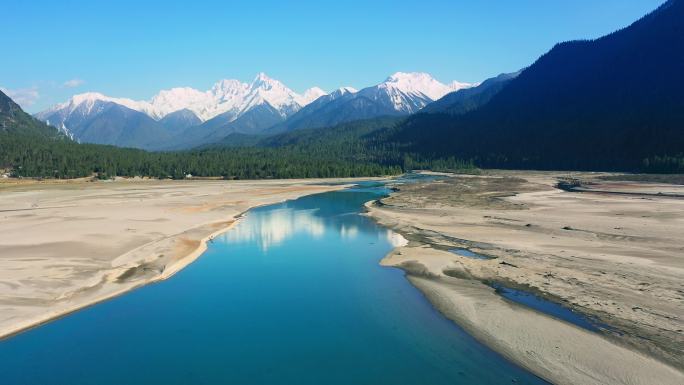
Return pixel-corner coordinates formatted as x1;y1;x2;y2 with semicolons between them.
0;126;401;179
382;0;684;173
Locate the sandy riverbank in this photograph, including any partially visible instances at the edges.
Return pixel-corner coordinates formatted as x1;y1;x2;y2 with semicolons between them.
366;171;684;385
0;178;361;339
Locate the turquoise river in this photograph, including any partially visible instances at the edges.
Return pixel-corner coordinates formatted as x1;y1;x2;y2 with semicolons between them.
0;181;547;384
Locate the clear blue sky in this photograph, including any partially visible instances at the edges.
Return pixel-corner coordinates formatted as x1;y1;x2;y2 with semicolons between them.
2;0;665;112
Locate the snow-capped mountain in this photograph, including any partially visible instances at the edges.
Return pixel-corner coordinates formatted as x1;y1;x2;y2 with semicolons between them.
37;71;474;149
159;108;203;134
39;73;325;124
37;73;327;149
366;71;473;108
357;72;471;114
38;92;144;122
40;99;173;149
270;72;472;133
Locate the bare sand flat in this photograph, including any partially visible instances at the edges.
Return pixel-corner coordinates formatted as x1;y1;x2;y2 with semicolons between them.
0;178;355;339
367;171;684;385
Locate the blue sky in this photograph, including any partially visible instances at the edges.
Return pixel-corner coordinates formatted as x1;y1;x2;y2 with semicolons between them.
2;0;664;112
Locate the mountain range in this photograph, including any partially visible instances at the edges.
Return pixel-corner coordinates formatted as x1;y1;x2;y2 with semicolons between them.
37;72;472;150
267;72;473;133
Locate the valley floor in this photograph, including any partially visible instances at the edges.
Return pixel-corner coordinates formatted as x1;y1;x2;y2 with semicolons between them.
366;171;684;385
0;178;352;339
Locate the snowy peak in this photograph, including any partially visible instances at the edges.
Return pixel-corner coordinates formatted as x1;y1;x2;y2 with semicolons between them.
299;87;327;105
222;73;330;118
211;79;248;100
385;71;435;84
50;92;140;116
336;86;358;95
381;72;457;101
249;72;280;89
39;74;328;124
449;80;476;91
69;92;109;105
320;87;357;102
147;87;213;120
354;72;477;113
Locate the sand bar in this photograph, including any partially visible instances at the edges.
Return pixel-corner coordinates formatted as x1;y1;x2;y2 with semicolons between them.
0;178;358;339
367;171;684;384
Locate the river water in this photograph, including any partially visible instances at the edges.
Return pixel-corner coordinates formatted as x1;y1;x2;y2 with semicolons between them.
0;182;547;384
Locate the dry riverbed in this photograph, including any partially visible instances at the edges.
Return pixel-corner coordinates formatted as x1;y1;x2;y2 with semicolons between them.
0;178;355;339
367;171;684;385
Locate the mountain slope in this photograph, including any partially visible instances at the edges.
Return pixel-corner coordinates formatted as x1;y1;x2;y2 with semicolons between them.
421;72;519;115
1;90;63;139
162;103;286;150
38;98;172;150
269;73;472;133
387;0;684;171
159;109;202;135
69;103;172;149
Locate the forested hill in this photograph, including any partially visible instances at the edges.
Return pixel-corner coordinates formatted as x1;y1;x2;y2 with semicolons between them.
0;90;64;139
386;0;684;172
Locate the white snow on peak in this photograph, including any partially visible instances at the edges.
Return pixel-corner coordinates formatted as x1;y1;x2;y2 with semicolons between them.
239;73;304;116
325;86;357;100
384;72;475;97
146;87;214;120
211;79;248;100
298;87;327;105
449;80;475;91
337;86;358;94
42;74;329;123
367;72;477;112
348;72;476;114
382;72;456;100
252;72;273;85
39;72;476;125
42;92;147;118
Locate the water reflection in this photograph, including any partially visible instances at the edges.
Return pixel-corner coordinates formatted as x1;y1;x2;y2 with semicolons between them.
220;188;407;252
340;224;359;239
222;208;325;251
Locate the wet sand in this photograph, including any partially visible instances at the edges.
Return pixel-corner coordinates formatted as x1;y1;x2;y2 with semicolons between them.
0;178;357;339
366;171;684;385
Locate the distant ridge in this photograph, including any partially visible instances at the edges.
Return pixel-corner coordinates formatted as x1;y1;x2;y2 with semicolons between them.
421;72;520;115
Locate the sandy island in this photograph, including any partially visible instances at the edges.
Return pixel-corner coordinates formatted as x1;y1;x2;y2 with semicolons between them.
0;178;360;339
366;171;684;385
